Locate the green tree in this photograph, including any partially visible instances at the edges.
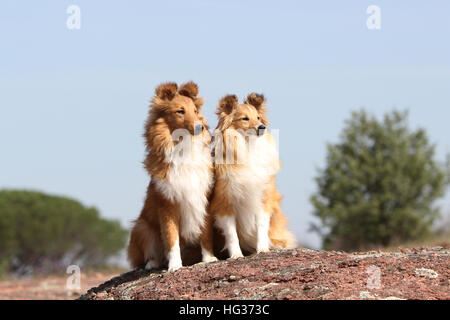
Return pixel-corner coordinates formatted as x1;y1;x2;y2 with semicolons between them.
0;190;128;275
311;110;449;251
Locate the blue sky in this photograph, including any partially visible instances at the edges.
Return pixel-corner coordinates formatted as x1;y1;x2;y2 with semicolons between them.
1;1;449;248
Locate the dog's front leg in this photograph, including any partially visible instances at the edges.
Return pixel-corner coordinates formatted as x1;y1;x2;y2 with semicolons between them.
256;211;271;253
215;214;243;259
167;237;182;272
160;210;182;272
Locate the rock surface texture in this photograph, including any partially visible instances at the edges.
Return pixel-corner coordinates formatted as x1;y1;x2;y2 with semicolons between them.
80;247;449;300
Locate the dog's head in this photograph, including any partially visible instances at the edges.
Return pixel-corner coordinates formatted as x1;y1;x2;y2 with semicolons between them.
149;81;207;135
216;93;268;136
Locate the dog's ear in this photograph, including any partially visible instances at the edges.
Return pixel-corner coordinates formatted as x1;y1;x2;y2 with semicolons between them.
245;93;268;125
244;93;265;110
217;94;239;115
179;81;204;110
150;82;178;116
178;81;199;99
155;82;178;101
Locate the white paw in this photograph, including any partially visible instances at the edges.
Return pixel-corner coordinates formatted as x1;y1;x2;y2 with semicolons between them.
201;247;218;263
229;252;244;259
145;259;160;270
257;247;270;253
168;259;182;272
202;255;218;263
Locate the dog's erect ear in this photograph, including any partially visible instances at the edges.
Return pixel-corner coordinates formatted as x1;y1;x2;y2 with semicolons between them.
244;93;265;110
245;92;268;125
179;81;204;110
217;94;239;115
155;82;178;101
178;81;199;99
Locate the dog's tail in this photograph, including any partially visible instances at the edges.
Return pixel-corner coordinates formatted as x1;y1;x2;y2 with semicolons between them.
127;219;155;268
269;189;298;249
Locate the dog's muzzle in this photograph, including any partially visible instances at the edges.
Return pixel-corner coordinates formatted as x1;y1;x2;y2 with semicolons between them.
194;124;204;135
257;124;266;136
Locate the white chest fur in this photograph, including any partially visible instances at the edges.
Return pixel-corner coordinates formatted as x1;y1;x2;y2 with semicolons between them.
154;137;213;244
222;133;280;250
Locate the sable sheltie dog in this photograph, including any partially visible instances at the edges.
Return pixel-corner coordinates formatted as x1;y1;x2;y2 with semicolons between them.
210;93;297;258
127;81;217;272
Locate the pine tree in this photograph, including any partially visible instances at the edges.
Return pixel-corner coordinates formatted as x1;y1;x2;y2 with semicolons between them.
311;110;449;251
0;190;128;275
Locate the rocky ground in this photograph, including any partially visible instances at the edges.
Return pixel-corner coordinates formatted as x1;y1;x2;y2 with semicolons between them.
80;247;449;300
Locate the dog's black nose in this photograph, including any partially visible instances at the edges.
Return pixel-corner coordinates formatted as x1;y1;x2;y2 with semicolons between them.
195;124;204;133
257;124;266;136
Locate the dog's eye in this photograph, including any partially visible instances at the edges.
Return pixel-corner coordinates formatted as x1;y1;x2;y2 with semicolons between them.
242;117;249;121
257;116;261;120
176;110;185;114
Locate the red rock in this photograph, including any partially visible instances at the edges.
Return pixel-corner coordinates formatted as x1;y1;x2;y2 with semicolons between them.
79;247;450;300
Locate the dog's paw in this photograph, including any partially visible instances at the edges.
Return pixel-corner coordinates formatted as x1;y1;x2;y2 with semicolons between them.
168;265;181;272
256;247;270;254
228;253;244;259
202;256;218;263
256;238;271;253
168;259;182;272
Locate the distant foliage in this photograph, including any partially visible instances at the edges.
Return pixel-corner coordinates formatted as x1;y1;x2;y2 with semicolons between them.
311;110;450;251
0;190;128;275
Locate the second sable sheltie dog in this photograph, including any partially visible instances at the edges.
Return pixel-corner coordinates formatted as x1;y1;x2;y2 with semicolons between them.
127;81;217;272
210;93;297;258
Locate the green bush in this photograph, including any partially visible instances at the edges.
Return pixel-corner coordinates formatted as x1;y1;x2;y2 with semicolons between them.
311;110;450;251
0;190;128;275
